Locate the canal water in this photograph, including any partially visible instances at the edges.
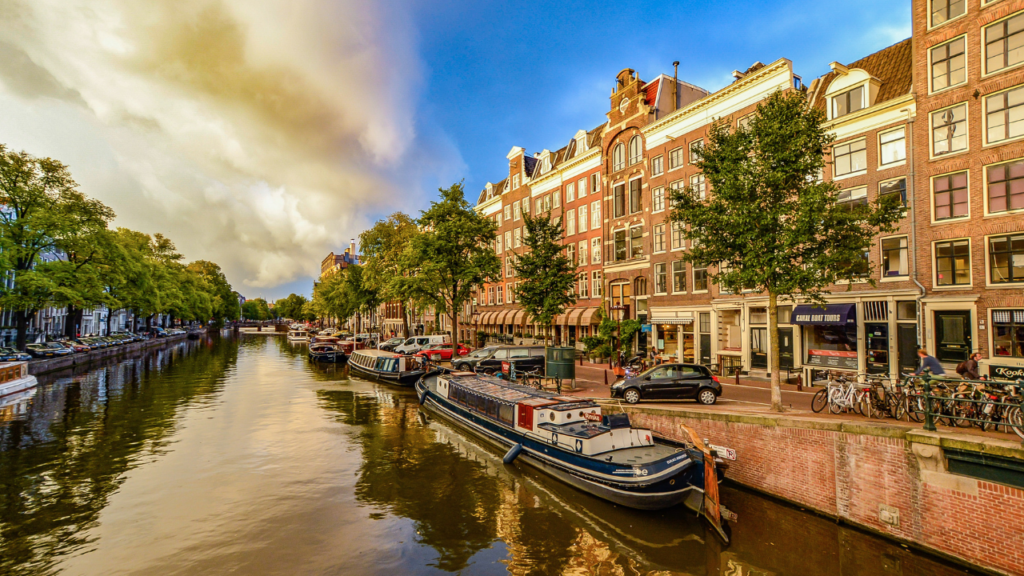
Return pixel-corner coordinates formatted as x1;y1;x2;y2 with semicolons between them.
0;334;978;576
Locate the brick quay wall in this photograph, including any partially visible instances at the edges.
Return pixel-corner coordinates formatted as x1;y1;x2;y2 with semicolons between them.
27;332;194;376
604;404;1024;576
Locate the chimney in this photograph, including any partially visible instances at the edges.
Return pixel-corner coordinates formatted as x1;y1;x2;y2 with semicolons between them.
672;61;679;113
350;239;356;255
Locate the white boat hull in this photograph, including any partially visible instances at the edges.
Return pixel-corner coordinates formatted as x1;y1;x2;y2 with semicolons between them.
0;375;38;398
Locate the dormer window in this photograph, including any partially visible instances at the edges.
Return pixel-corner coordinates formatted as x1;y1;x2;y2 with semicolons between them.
833;86;865;118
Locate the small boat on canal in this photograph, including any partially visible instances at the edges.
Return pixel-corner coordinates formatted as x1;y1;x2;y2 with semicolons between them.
0;362;38;399
348;350;426;387
415;370;732;541
308;340;362;365
287;328;309;342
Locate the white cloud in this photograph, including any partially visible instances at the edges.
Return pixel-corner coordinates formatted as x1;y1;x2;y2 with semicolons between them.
0;0;455;296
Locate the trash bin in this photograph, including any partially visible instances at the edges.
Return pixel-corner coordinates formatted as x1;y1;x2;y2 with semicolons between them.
545;347;576;381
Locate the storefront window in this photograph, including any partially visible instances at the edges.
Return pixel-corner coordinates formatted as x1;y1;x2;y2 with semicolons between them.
993;310;1024;358
866;323;889;374
804;324;858;370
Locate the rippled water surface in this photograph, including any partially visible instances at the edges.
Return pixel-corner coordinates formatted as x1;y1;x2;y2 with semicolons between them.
0;334;978;575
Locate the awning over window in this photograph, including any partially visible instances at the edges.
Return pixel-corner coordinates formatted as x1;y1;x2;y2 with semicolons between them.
495;310;509;325
481;312;495;325
791;304;857;326
512;310;525;325
580;307;599;325
567;308;585;325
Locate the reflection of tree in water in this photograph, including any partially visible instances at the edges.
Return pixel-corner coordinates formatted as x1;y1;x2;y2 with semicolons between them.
0;336;239;576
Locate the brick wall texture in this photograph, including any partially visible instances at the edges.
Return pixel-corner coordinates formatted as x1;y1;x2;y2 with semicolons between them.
626;409;1024;575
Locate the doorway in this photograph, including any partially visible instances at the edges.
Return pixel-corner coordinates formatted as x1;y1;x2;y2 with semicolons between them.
934;311;972;363
777;327;794;370
751;327;768;369
898;324;918;374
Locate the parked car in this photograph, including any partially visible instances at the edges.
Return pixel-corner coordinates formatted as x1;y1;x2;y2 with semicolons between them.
394;334;451;355
377;337;404;352
0;347;32;361
25;343;74;358
610;363;722;405
453;345;546;374
414;343;471;362
57;340;90;353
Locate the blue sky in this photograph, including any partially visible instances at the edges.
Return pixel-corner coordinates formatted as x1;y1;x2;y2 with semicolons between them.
407;0;911;203
0;0;911;301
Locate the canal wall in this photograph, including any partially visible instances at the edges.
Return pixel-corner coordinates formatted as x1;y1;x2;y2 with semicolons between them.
606;404;1024;576
26;333;192;376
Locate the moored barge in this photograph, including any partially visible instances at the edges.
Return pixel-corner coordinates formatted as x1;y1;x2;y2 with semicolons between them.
348;350;425;386
416;370;731;541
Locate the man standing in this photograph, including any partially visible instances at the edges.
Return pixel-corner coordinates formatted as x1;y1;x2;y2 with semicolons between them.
913;348;946;376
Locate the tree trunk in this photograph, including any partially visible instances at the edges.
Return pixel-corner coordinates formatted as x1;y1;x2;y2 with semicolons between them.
107;309;116;335
402;301;410;338
768;292;783;412
15;310;29;351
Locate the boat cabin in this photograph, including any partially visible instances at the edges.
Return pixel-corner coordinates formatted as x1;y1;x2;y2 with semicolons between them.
349;350;423;373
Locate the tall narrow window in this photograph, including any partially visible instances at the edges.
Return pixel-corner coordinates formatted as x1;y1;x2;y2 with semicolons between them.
988;160;1024;213
654;263;667;294
629;179;642;213
689;139;703;164
931;0;965;27
591;237;601;264
690;174;706;200
990;233;1024;283
986;86;1024;143
521;197;529;215
614;230;627;261
628;135;642;165
881;237;909;277
566;243;575;264
933;172;969;220
612;143;625;172
671;222;685;250
651;155;664;176
504;232;511;251
880;178;908;206
495;234;503;254
566;208;576;236
591;200;601;229
552;190;561;208
514;228;521;248
566;182;575;203
578;204;587;233
931;37;966;92
579;273;589;298
590;173;600;194
669;147;684;169
935;239;971;286
932;104;968;156
672;261;686;293
579;240;587;266
613;184;626;217
629;226;644;259
653;187;665;212
578;178;587;198
834;139;867;176
985;12;1024;74
693;266;708;292
832;86;864;118
880;128;906;165
653;223;666;252
592;271;603;297
514;203;521;221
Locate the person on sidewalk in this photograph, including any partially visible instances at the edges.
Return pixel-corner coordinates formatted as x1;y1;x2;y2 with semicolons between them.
913;348;946;377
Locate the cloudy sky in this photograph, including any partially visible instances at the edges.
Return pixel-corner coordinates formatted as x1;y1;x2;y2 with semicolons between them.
0;0;909;300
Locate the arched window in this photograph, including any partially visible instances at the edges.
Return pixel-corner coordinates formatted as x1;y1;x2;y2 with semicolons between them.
633;276;647;297
628;135;642;166
612;143;625;172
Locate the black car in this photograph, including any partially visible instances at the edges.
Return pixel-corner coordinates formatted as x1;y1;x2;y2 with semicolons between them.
454;345;545;374
610;363;722;405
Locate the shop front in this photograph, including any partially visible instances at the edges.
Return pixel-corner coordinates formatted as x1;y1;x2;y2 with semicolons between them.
649;308;695;363
792;303;858;382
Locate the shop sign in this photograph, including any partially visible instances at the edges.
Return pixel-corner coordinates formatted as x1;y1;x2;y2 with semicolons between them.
990;364;1024;381
807;349;858;369
641;324;652;333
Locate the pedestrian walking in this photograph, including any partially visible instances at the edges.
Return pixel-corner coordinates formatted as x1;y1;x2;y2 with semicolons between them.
913;348;946;376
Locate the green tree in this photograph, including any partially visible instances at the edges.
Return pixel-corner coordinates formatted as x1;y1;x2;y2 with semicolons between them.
512;212;577;344
274;293;309;321
400;183;499;338
359;212;419;335
187;260;239;323
669;90;904;411
241;298;271;321
0;145;115;349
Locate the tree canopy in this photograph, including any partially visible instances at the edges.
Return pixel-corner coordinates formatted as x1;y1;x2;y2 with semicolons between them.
513;212;577;343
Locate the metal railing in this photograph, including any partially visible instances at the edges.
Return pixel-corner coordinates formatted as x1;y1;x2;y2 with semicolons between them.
913;373;1024;443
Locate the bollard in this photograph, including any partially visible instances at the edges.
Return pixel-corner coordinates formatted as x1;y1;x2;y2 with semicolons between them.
734;369;740;386
796;373;803;392
922;374;937;432
604;369;609;387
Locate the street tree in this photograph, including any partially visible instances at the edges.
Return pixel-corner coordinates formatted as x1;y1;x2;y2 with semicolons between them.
669;90;904;412
0;145;115;348
359;212;419;336
400;183;499;339
513;212;577;344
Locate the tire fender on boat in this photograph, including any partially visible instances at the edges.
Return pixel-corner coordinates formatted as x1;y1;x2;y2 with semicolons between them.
503;443;523;464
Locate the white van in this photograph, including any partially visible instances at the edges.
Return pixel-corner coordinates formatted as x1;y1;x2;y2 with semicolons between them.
394;334;451;354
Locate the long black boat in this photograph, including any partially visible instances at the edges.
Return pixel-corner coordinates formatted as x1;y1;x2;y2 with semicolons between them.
308;342;348;365
415;369;732;541
348;350;426;387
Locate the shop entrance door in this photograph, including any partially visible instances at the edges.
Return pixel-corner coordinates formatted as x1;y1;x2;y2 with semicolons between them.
699;334;711;366
777;327;794;370
935;311;972;363
751;328;768;369
897;324;918;374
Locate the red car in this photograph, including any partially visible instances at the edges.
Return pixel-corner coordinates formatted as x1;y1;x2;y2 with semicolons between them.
414;343;471;362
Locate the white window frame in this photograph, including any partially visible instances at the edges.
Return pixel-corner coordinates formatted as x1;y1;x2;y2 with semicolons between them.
654;263;668;295
578;178;587;198
578;240;587;266
833;137;867;179
984;156;1024;216
651;155;664;176
514;203;521;221
930;102;970;158
930;170;972;224
671;260;687;294
653;186;665;213
929;0;968;30
578;204;588;233
982;10;1024;77
878;126;907;168
983;83;1024;147
566;182;575;203
566;208;576;236
880;235;910;281
514;228;522;248
591;270;602;297
591;237;602;264
653;223;666;253
591;200;601;229
932;237;974;289
929;35;968;94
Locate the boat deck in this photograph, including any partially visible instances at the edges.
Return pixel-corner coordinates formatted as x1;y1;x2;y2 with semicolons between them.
601;444;682;465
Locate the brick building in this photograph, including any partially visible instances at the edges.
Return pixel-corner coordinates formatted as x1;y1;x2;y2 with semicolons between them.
459;0;1024;383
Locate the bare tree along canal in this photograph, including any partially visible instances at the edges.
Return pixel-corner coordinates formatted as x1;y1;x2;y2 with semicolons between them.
0;334;981;575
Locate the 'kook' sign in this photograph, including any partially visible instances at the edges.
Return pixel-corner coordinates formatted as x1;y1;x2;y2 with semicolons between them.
990;364;1024;380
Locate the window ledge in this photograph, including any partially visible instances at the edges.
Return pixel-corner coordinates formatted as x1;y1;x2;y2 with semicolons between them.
984;209;1024;219
930;216;972;226
880;275;910;283
982;60;1024;80
834;170;867;181
692;290;710;294
879;160;907;170
984;282;1024;290
930;149;970;162
983;134;1024;149
932;284;974;291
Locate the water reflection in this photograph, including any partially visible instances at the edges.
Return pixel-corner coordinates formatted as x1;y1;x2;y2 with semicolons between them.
0;335;981;576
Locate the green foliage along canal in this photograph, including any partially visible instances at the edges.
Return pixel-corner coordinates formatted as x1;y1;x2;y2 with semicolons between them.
0;335;979;575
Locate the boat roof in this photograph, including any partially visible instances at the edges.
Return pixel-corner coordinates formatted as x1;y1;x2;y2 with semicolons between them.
444;373;598;408
351;349;401;358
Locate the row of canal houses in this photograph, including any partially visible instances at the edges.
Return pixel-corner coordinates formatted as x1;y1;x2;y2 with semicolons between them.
463;0;1024;384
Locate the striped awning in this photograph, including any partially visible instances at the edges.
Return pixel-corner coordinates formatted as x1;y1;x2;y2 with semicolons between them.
512;310;525;325
567;308;585;325
495;310;509;325
554;312;568;325
481;312;495;325
580;307;599;325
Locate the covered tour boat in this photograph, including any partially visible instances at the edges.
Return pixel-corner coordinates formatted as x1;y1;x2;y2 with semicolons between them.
415;370;732;541
0;362;38;399
348;350;425;387
308;340;363;365
287;328;309;342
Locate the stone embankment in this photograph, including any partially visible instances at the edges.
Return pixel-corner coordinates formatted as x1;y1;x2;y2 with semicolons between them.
26;332;193;376
605;404;1024;576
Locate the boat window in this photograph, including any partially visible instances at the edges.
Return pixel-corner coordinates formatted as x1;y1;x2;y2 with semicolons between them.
498;404;514;425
